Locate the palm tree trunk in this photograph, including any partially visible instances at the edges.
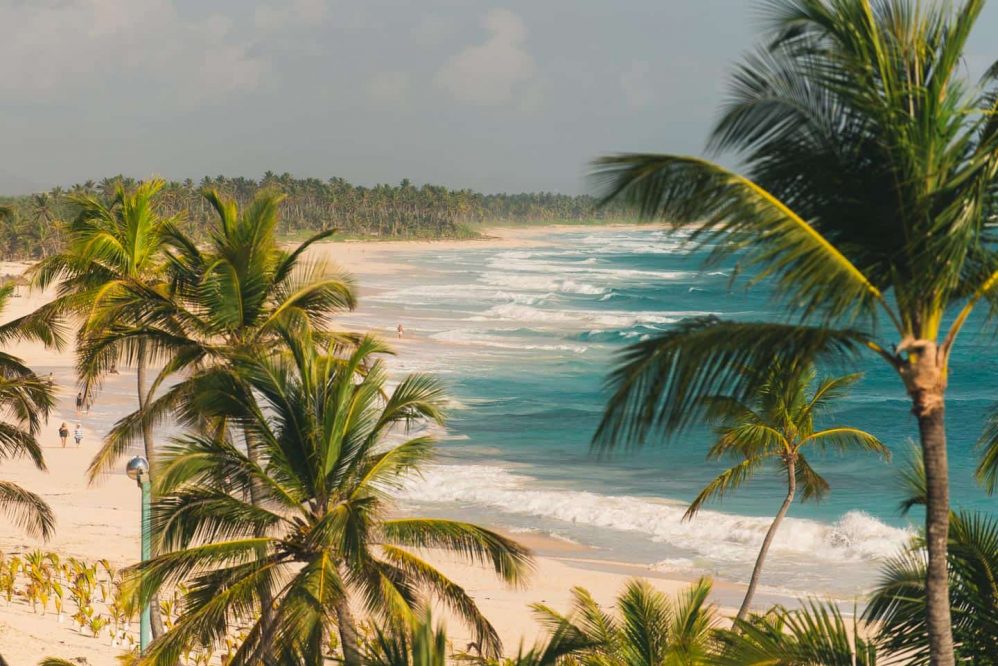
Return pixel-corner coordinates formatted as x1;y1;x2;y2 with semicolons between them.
243;431;276;665
135;340;165;640
903;345;955;666
736;458;795;622
917;402;955;666
334;597;363;666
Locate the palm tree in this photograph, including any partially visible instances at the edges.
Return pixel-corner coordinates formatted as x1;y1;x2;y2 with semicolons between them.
684;365;887;620
713;600;880;666
78;188;357;479
531;578;720;666
592;2;998;661
30;178;180;638
79;188;356;663
0;282;60;539
129;334;532;666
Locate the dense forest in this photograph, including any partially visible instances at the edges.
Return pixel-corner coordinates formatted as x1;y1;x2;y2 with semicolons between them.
0;173;629;260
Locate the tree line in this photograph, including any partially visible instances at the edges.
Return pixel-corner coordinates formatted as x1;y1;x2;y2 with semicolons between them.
0;173;628;260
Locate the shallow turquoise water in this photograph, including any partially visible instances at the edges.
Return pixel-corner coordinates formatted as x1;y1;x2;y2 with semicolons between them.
341;227;996;597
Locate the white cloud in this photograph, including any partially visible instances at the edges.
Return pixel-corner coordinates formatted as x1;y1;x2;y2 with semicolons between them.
367;71;410;104
620;60;654;109
0;0;270;102
434;9;536;106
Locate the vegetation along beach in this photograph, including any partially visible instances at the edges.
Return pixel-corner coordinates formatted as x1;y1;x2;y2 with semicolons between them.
0;0;996;664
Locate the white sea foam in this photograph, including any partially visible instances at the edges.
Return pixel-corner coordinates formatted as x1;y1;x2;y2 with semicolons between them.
471;303;713;330
399;465;913;565
429;328;589;353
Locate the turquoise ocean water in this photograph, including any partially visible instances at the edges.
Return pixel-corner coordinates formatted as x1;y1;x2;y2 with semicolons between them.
341;227;995;598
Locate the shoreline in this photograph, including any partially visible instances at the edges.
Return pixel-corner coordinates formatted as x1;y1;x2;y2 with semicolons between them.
0;224;857;662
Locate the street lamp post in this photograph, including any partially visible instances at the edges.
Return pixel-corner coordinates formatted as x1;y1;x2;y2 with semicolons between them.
126;455;152;653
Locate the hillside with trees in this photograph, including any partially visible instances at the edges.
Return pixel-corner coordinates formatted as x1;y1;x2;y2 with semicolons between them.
0;173;627;260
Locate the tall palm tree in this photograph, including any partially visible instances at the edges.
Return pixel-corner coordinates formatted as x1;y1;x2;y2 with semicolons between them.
79;188;356;664
684;365;887;620
592;2;998;661
129;334;532;666
531;577;720;666
30;178;180;638
31;179;179;472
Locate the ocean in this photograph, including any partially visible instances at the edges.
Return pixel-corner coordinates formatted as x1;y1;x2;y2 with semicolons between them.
339;226;997;599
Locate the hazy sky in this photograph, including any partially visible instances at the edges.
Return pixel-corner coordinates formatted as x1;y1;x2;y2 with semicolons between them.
1;0;996;195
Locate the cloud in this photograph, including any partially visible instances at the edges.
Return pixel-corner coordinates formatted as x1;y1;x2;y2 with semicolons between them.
619;60;654;109
367;71;410;104
434;9;536;106
0;0;270;102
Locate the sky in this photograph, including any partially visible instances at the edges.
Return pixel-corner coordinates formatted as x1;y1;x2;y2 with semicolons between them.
1;0;996;195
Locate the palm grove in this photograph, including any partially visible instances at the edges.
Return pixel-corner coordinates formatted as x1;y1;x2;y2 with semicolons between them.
0;0;994;664
0;174;628;260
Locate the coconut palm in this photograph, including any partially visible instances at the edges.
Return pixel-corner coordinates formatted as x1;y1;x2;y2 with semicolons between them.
0;282;60;540
78;188;357;480
29;179;183;639
713;600;880;666
128;333;532;666
30;179;180;475
684;365;887;620
530;577;720;666
78;188;356;663
592;1;998;661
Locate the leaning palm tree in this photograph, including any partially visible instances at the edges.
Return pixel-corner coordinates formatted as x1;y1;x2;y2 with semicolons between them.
129;333;532;666
593;2;998;661
531;577;720;666
684;365;887;620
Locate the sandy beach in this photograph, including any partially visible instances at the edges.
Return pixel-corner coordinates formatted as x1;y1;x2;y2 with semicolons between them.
0;226;743;665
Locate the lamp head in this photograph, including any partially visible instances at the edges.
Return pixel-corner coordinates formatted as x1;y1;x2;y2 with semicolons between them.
125;456;150;484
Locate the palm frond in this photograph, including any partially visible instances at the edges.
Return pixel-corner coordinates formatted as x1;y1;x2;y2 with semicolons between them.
0;480;54;539
380;519;533;586
592;154;887;323
593;317;867;451
974;407;998;494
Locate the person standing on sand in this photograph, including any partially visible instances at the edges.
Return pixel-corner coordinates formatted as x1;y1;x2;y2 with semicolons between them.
397;323;405;339
74;424;83;447
75;391;83;415
58;422;68;448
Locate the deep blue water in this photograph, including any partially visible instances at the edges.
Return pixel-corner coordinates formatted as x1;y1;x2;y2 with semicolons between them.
340;227;996;596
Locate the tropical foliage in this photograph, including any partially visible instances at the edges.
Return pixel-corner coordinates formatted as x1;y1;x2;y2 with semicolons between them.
685;364;887;620
128;333;532;665
593;1;998;662
0;173;631;259
0;282;60;540
531;578;719;666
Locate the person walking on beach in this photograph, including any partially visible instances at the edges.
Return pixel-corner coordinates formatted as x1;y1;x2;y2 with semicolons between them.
58;422;68;448
397;323;405;339
73;424;83;447
75;391;83;415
